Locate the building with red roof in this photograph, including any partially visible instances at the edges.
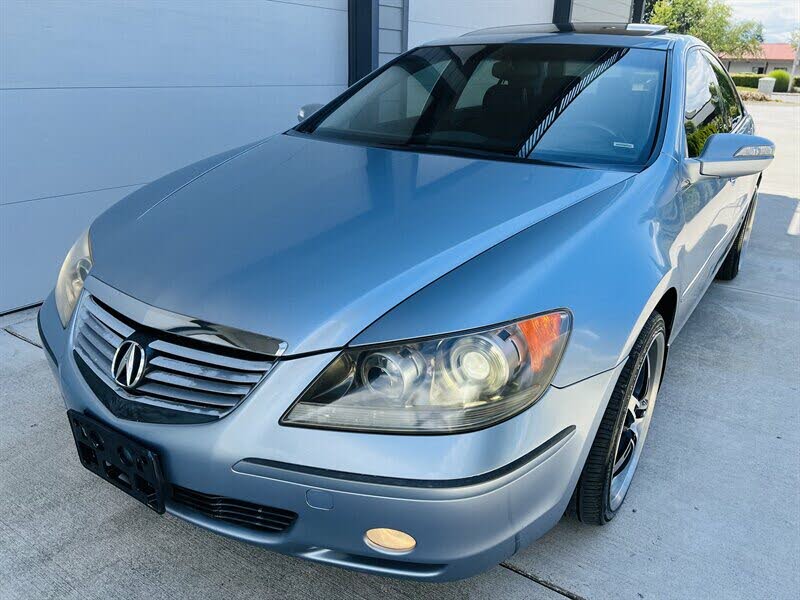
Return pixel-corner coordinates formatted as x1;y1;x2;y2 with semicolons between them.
720;43;797;75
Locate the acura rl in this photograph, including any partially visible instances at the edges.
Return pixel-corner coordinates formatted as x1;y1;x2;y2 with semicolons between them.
38;23;774;581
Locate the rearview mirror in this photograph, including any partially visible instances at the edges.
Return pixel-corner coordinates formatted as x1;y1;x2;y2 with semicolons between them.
297;103;324;123
694;133;775;178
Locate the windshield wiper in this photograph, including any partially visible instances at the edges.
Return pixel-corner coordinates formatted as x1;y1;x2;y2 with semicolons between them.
400;142;577;167
402;142;590;169
294;131;590;169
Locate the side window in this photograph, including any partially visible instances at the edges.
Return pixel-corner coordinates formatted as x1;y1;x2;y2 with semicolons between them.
684;50;727;157
705;52;744;127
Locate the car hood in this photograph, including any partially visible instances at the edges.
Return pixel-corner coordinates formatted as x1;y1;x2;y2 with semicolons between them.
90;133;631;355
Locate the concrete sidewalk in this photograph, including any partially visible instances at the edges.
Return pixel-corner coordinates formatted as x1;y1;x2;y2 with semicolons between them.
1;104;798;600
773;92;800;104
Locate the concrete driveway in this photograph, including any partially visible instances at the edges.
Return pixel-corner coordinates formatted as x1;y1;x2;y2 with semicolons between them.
1;102;798;600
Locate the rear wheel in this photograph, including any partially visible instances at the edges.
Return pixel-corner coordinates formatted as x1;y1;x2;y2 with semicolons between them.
574;312;666;525
716;193;758;281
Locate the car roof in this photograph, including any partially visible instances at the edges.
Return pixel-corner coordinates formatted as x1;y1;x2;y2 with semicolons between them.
422;22;678;50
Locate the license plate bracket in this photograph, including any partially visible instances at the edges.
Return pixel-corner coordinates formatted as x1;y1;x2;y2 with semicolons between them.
67;409;166;513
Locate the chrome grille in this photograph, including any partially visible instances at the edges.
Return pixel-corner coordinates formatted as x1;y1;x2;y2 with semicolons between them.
73;294;274;422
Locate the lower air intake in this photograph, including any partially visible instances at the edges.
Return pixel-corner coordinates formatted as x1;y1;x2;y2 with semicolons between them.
171;485;298;533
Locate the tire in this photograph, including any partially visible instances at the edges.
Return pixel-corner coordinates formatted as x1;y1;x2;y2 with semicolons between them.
716;193;758;281
573;312;667;525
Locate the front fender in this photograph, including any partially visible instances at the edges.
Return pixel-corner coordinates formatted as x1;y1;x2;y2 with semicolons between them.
351;158;682;387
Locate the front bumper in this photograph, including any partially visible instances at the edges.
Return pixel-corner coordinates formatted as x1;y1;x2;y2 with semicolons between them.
39;291;621;581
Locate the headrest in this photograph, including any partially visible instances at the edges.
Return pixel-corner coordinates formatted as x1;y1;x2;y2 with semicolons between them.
491;60;540;83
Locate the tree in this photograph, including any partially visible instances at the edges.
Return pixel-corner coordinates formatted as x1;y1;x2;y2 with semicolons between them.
791;28;800;51
789;28;799;90
648;0;763;57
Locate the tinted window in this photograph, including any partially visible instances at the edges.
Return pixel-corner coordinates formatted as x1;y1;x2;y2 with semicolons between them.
706;52;744;126
530;49;664;166
455;59;500;109
332;56;449;141
300;44;667;168
684;50;728;157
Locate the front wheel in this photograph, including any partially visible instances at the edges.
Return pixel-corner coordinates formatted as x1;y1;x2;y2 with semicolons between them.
573;312;666;524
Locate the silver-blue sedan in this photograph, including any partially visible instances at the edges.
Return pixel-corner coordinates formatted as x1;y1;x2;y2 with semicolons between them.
38;22;774;581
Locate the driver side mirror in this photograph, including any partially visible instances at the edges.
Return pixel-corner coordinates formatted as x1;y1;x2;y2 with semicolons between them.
687;133;775;180
297;103;324;123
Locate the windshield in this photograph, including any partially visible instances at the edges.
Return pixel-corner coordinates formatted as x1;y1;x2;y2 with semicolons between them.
298;44;666;168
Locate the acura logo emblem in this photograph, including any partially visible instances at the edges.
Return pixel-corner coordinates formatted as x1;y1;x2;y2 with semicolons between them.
111;340;146;388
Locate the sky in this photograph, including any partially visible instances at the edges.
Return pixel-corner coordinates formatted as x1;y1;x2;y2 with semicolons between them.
726;0;799;43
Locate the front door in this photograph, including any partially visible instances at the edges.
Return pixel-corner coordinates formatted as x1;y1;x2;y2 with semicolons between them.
678;48;737;309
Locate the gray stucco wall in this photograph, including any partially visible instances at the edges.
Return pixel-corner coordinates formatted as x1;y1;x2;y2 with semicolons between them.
0;0;348;312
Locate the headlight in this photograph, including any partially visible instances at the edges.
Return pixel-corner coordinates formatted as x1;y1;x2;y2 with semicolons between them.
55;229;93;327
281;310;571;434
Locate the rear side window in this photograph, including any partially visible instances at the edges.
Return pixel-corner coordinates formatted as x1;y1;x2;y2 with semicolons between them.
684;49;727;157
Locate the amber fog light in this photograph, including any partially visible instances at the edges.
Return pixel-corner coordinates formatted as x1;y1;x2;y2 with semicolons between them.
365;528;416;553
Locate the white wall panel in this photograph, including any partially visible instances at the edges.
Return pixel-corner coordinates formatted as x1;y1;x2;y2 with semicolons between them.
0;187;141;311
407;1;636;47
407;0;554;47
0;0;348;311
379;3;404;30
572;1;633;22
1;85;345;205
1;0;347;87
379;0;406;67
